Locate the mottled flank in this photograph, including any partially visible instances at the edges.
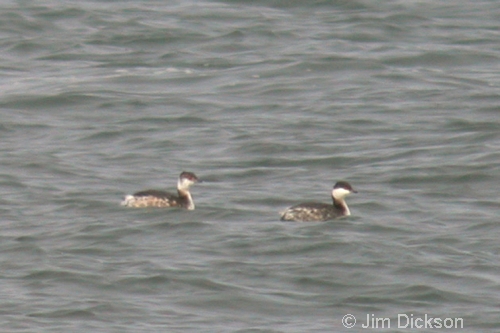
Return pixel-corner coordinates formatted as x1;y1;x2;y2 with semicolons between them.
121;193;180;208
280;203;344;222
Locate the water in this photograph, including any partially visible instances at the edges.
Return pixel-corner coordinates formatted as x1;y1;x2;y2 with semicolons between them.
1;0;499;331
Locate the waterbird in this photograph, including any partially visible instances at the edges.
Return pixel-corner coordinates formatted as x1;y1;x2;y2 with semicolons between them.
280;181;357;222
121;171;201;209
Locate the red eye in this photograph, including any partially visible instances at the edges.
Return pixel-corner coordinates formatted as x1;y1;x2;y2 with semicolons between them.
180;171;198;181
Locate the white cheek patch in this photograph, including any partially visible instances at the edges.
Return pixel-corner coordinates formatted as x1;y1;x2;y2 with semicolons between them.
178;178;192;190
332;188;351;199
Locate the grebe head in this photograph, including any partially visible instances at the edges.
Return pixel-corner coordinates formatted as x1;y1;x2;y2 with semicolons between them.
178;171;200;190
331;181;357;200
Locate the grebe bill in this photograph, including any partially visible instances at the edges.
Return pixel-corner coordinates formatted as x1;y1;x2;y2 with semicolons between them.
280;181;357;222
121;171;200;209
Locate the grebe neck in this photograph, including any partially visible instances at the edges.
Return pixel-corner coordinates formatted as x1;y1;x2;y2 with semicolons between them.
331;186;352;216
178;188;194;210
333;197;350;216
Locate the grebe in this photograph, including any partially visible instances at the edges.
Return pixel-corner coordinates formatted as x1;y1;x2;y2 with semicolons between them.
280;181;357;222
121;171;200;209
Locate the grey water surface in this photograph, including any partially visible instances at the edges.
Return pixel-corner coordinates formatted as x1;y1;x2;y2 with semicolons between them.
1;0;500;332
